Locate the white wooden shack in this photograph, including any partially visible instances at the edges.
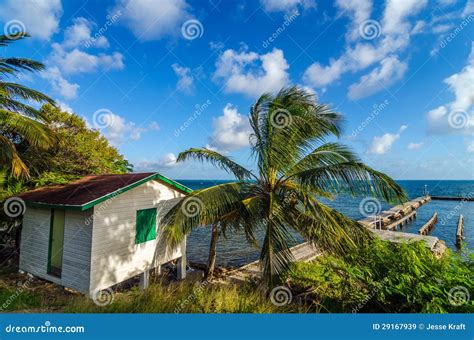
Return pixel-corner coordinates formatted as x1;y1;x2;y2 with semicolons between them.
17;172;191;296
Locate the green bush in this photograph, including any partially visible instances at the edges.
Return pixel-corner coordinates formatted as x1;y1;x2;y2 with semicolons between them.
287;240;473;313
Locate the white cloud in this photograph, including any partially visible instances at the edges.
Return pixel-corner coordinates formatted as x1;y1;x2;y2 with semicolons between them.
93;112;161;145
408;142;423;150
303;0;427;98
382;0;428;35
369;125;407;154
207;104;252;152
260;0;316;12
135;153;178;170
56;100;74;114
427;43;474;134
0;0;62;40
348;56;408;99
171;64;194;93
49;43;124;75
467;141;474;153
63;17;109;48
111;0;191;41
462;0;474;16
40;67;80;99
335;0;372;42
214;48;289;97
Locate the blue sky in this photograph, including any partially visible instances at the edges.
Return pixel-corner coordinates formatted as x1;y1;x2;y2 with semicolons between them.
1;0;473;180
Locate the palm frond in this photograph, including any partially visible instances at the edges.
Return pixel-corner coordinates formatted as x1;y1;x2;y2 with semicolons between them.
177;148;255;181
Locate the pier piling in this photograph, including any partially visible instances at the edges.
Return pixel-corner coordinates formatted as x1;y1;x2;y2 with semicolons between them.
456;215;465;248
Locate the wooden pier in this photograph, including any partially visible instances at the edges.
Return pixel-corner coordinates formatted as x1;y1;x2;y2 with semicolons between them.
358;196;430;230
456;214;465;248
225;195;446;283
418;212;438;235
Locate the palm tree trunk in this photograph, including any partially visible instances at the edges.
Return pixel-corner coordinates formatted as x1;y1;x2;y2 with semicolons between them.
204;223;219;280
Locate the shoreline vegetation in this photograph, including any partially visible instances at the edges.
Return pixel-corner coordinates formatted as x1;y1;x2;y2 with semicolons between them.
0;33;472;314
1;240;472;313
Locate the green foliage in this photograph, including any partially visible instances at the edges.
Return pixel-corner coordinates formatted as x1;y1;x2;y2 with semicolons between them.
163;86;407;284
66;282;303;313
0;287;41;311
287;240;474;313
0;33;55;178
20;104;132;185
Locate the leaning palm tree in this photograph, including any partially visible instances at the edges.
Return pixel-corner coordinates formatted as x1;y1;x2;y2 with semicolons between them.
0;33;55;177
163;86;407;283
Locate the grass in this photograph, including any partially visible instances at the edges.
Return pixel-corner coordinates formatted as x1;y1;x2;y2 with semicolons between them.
0;240;472;313
66;281;304;313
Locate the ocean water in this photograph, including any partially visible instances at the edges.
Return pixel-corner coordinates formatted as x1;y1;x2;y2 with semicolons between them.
178;180;473;267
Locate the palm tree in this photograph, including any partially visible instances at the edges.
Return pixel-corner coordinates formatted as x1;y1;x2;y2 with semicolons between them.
0;33;55;178
163;87;407;283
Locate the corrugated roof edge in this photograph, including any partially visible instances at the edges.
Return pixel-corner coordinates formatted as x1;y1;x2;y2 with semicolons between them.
24;172;193;211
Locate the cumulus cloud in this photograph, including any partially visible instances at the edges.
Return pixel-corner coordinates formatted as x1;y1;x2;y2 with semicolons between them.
348;56;407;100
40;67;80;99
0;0;62;40
111;0;191;41
62;17;109;48
369;125;407;154
335;0;372;42
260;0;316;12
303;0;427;98
468;141;474;153
213;48;289;97
207;104;252;152
93;111;160;145
427;43;474;134
171;64;194;93
408;142;423;150
135;153;179;171
49;43;124;75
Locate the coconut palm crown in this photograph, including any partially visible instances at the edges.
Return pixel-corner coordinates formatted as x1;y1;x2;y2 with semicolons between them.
163;86;407;283
0;33;55;177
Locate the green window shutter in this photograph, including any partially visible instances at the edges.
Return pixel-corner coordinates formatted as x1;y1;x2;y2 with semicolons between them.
135;208;157;244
